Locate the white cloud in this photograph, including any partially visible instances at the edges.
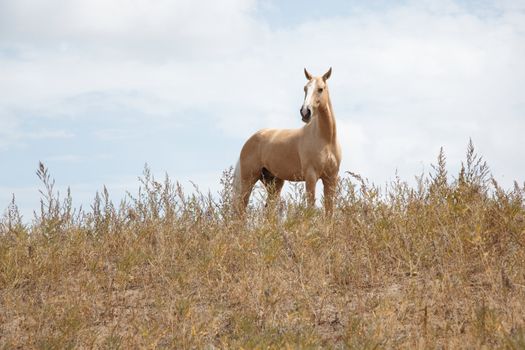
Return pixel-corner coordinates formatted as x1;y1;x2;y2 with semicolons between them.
0;0;263;60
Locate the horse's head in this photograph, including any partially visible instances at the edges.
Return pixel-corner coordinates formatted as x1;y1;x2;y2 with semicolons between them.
300;67;332;123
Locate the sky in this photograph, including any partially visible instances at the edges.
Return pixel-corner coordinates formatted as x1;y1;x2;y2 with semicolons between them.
1;0;524;219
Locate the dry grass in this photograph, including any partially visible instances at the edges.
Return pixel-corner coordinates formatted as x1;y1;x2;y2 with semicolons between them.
1;141;525;349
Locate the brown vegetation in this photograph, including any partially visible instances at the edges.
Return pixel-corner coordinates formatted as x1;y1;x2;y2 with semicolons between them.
1;141;524;348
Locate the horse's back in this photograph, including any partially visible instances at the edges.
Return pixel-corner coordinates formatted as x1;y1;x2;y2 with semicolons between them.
242;128;300;151
240;128;273;158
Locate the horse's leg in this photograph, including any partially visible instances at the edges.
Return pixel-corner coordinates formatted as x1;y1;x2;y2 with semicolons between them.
305;169;318;209
261;167;284;207
322;177;337;218
264;177;284;207
238;174;258;216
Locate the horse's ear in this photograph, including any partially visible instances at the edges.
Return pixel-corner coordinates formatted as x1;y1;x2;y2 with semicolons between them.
322;67;332;82
304;68;313;80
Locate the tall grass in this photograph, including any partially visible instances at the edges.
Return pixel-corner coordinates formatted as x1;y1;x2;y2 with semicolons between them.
1;141;524;348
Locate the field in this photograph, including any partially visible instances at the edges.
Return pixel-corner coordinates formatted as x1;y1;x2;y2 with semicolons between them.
1;142;524;349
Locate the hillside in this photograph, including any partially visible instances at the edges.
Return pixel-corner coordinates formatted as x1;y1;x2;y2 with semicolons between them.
1;143;524;348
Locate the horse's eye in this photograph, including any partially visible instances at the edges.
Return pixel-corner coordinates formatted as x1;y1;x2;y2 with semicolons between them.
318;88;323;93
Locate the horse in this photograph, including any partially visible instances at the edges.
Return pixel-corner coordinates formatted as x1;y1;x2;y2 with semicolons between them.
233;67;342;217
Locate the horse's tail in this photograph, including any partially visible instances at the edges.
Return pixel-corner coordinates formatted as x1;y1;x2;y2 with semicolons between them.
233;158;242;203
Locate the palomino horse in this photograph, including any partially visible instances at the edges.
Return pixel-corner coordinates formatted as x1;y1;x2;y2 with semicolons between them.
233;68;342;216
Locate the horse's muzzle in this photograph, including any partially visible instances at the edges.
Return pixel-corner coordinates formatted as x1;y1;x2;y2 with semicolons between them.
300;107;311;123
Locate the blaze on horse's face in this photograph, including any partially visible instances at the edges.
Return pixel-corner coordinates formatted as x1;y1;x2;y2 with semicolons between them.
300;67;332;123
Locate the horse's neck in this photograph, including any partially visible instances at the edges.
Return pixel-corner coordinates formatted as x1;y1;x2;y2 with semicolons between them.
315;96;337;143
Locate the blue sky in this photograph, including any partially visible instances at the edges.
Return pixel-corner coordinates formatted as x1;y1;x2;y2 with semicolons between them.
1;0;525;219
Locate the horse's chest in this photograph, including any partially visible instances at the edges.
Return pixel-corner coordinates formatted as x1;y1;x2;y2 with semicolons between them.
321;149;340;174
304;145;339;174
